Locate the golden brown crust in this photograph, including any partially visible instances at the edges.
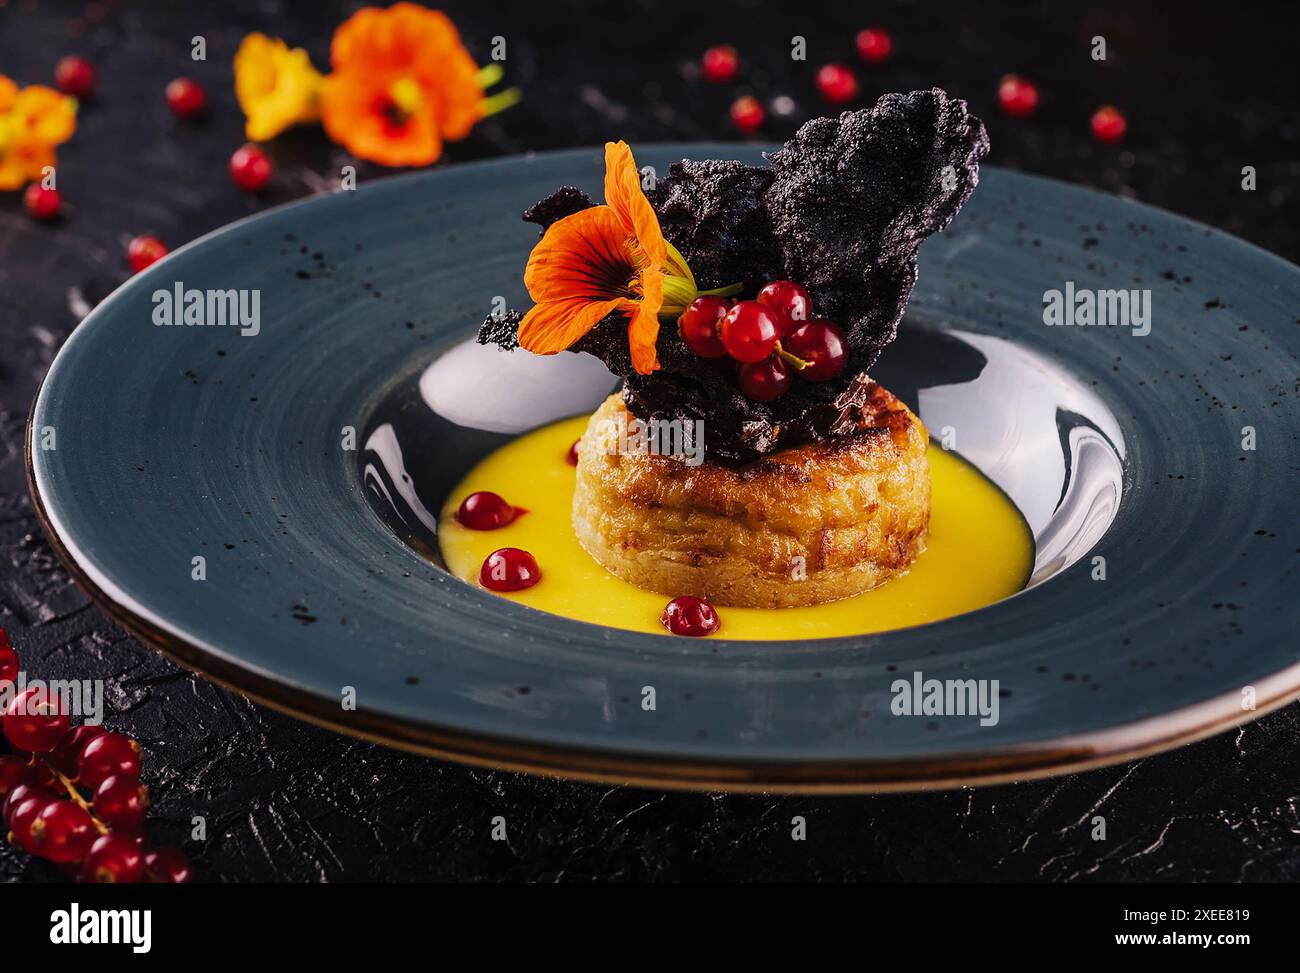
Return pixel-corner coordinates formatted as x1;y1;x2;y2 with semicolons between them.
572;384;930;608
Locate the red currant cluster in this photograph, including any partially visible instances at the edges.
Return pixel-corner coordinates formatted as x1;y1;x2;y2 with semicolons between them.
677;280;848;402
0;627;191;883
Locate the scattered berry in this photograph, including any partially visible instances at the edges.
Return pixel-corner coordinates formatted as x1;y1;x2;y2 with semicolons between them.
756;280;811;335
456;491;518;530
854;28;893;65
785;320;849;381
565;439;580;466
1091;105;1126;143
3;783;55;825
3;686;71;753
737;355;793;402
816;63;858;104
77;731;141;790
678;295;731;358
23;184;62;221
229;143;273;191
93;775;149;832
479;548;541;592
701;45;739;84
48;724;106;777
0;644;18;684
997;74;1039;119
165;77;206;119
29;800;96;863
660;596;720;637
126;234;168;272
83;833;144;883
54;55;96;99
729;95;764;134
145;847;192;883
720;301;780;362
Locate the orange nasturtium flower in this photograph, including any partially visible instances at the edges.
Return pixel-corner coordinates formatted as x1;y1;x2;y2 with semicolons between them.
518;142;710;376
318;3;485;167
0;76;77;191
233;33;323;142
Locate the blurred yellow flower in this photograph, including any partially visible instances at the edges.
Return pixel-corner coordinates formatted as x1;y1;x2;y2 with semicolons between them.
234;33;322;142
0;76;77;190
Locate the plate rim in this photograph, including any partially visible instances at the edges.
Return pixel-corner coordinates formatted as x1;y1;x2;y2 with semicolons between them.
24;147;1300;793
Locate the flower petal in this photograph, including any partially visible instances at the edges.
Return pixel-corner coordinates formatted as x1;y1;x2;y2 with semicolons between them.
523;206;634;303
603;141;665;267
320;71;441;166
518;296;623;355
626;267;664;374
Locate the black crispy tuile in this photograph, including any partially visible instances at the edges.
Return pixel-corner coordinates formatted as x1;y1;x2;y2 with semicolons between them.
478;89;989;463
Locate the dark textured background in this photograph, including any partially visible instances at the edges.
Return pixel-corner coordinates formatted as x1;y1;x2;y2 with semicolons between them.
2;0;1299;881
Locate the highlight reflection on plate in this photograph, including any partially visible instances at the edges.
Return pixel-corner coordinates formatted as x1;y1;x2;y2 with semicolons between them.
26;146;1300;791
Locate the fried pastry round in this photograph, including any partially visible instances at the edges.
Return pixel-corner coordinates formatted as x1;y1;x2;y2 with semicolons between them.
572;384;930;608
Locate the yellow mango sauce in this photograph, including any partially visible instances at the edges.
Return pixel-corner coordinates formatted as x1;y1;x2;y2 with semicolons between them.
438;415;1033;639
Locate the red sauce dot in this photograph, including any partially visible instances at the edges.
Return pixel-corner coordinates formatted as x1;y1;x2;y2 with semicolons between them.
566;439;580;465
456;491;517;530
480;548;541;592
660;596;720;637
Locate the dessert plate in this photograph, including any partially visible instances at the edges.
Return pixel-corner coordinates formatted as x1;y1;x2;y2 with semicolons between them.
27;146;1300;792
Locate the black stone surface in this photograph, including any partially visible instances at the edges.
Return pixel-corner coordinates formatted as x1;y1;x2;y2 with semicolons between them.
2;0;1299;881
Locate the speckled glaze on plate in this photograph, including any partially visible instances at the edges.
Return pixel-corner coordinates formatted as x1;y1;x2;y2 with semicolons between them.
26;146;1300;792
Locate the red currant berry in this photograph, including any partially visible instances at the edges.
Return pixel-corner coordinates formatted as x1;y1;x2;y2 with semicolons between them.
701;45;739;84
83;833;144;883
678;295;731;358
165;77;206;118
997;74;1039;119
54;55;96;99
1091;105;1126;144
737;354;792;402
230;143;273;191
729;95;764;134
0;755;32;797
127;234;168;273
8;795;53;854
756;280;812;335
3;686;71;753
565;439;580;466
29;800;96;863
48;724;106;777
786;320;849;381
660;596;720;637
855;28;893;65
479;548;541;592
720;301;780;362
145;847;193;883
0;645;18;684
77;731;141;790
3;783;55;825
93;775;149;832
456;491;517;530
23;184;62;221
816;64;858;104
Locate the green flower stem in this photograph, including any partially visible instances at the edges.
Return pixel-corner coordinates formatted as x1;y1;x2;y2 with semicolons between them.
476;64;505;89
482;88;522;117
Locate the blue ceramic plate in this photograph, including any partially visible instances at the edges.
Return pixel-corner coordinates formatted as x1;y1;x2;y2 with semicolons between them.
27;146;1300;791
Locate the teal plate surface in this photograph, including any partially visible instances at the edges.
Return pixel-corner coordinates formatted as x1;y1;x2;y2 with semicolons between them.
26;146;1300;791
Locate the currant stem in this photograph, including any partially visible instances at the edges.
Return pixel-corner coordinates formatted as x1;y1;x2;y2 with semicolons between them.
36;755;109;834
776;343;809;370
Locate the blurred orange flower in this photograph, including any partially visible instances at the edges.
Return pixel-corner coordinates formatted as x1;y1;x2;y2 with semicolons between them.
319;3;484;167
0;76;77;190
